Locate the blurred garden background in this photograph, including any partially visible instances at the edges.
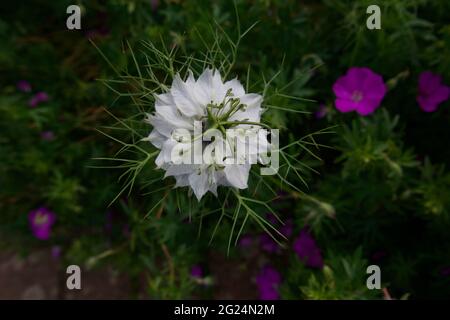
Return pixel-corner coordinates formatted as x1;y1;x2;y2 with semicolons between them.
1;0;450;299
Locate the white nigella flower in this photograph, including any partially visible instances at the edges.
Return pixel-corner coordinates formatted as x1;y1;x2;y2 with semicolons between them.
145;69;269;200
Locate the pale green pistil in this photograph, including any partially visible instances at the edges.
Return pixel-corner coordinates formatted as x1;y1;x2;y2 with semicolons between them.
205;89;248;133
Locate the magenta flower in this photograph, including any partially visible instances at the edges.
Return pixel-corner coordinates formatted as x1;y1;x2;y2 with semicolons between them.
293;228;323;268
28;207;56;240
416;71;450;112
190;265;203;278
332;67;387;116
28;92;49;108
256;265;281;300
17;80;32;93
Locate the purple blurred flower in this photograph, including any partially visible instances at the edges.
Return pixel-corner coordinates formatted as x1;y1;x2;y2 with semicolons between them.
238;234;253;248
260;217;293;253
371;250;387;262
440;267;450;277
85;11;110;39
105;211;114;233
17;80;32;93
28;207;56;240
333;67;387;116
40;131;55;141
260;233;279;253
293;228;323;268
315;104;328;119
417;71;450;112
122;224;131;239
280;220;293;238
190;265;203;278
256;265;281;300
85;26;110;39
275;190;289;200
51;246;61;259
28;92;49;108
266;214;293;237
150;0;159;12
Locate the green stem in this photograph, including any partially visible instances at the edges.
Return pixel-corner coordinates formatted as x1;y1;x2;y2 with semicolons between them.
219;121;272;130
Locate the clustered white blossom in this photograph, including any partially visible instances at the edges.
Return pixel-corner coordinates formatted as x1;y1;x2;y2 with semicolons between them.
145;69;270;200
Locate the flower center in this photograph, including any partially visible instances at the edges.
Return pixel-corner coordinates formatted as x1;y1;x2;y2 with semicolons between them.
205;89;247;133
34;212;49;226
351;90;364;103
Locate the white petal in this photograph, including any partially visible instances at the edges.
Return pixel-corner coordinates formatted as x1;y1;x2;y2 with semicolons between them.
194;68;214;106
171;74;204;117
155;92;175;106
155;105;193;130
240;93;263;108
147;129;165;148
160;139;178;163
224;78;245;97
224;164;250;189
155;150;165;167
146;114;173;137
210;69;228;104
174;174;190;187
229;93;263;122
188;168;210;200
155;92;193;129
165;164;197;177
